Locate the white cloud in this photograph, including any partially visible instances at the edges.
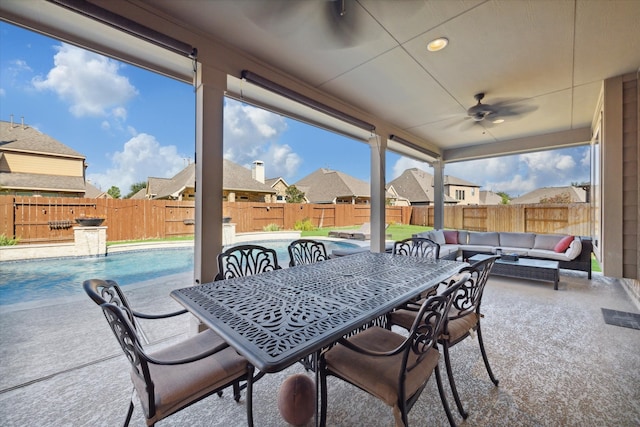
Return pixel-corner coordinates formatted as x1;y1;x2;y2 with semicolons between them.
521;151;575;173
0;88;5;97
32;43;137;118
391;146;591;197
86;133;186;194
223;98;301;179
391;157;431;179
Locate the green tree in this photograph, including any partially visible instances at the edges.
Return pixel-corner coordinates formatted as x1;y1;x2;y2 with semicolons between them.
126;181;147;198
496;191;511;205
107;186;121;199
285;185;306;203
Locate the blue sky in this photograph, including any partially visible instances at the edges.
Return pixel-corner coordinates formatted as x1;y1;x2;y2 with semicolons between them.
0;22;590;197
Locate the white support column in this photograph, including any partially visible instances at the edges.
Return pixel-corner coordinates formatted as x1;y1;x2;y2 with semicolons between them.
433;159;445;230
194;64;226;285
369;134;386;253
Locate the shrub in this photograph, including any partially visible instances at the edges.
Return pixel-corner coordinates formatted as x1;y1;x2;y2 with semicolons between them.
294;218;316;231
263;223;281;231
0;234;19;246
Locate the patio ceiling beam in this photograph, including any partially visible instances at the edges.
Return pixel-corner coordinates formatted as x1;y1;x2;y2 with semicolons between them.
442;127;592;163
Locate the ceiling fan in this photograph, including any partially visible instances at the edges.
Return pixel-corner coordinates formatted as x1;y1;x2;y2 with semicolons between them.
247;0;370;49
465;93;536;124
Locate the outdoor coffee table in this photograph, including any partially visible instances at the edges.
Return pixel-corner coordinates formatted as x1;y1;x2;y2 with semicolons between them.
470;253;560;290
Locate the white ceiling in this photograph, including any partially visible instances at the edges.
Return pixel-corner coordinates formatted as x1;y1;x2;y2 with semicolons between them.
7;0;637;162
134;0;639;161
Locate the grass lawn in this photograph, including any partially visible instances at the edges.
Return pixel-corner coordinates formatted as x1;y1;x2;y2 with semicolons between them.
301;224;432;241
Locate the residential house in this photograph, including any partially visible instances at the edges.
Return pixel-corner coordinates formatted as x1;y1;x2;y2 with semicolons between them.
444;175;480;205
479;190;504;205
142;160;276;202
84;181;112;199
387;168;457;206
295;168;397;205
264;177;290;203
0;119;86;197
511;186;588;204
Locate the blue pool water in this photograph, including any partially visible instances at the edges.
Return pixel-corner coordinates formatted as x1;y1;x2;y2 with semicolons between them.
0;239;359;306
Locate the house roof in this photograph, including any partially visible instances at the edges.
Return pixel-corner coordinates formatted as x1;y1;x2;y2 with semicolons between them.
147;160;276;199
387;168;458;204
387;168;434;204
443;175;480;188
129;187;148;199
294;168;376;203
0;120;84;158
479;190;504;205
265;177;289;188
511;186;588;204
84;181;112;198
224;160;275;193
0;171;85;193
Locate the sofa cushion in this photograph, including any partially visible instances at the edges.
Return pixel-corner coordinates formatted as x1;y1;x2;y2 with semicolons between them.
457;230;469;244
527;249;572;262
443;230;458;244
468;232;500;246
499;232;535;249
430;229;446;245
439;244;460;258
413;231;431;239
459;244;496;254
554;235;574;253
533;234;566;250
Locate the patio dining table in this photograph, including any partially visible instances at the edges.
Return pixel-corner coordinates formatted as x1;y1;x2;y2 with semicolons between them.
170;251;464;374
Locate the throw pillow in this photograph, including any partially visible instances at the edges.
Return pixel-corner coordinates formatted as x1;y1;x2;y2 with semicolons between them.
443;230;458;244
431;229;446;245
554;235;574;253
565;239;582;259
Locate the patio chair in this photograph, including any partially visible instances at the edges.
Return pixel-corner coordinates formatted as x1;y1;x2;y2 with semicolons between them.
388;256;499;419
392;237;440;259
287;239;328;267
319;274;469;427
83;279;256;426
215;244;282;281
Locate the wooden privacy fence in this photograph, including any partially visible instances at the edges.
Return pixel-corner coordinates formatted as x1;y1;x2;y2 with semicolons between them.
410;204;591;236
0;196;411;244
0;196;591;244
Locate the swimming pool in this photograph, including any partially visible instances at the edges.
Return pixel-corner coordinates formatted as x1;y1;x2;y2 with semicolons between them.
0;239;360;306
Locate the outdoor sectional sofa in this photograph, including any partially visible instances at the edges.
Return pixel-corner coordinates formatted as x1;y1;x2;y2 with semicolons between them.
415;229;593;279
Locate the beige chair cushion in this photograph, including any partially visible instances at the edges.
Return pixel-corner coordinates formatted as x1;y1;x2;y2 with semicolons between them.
131;329;247;425
324;326;439;407
388;308;418;331
446;310;478;342
391;307;479;344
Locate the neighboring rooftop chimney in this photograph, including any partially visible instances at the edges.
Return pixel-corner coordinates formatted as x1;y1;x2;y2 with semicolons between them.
21;116;25;129
252;160;265;183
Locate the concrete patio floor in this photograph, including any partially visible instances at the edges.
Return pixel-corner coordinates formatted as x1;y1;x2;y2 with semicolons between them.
0;268;638;426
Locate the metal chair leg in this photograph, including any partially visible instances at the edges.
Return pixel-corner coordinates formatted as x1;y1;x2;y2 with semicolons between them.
435;364;457;427
246;365;255;427
233;382;241;402
476;324;499;385
319;360;328;427
123;389;135;427
443;342;468;419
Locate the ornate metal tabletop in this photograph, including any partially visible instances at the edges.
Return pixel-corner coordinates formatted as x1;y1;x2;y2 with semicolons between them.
171;252;463;373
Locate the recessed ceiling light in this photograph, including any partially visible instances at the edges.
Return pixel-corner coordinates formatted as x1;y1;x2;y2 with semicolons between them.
427;37;449;52
492;118;505;124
